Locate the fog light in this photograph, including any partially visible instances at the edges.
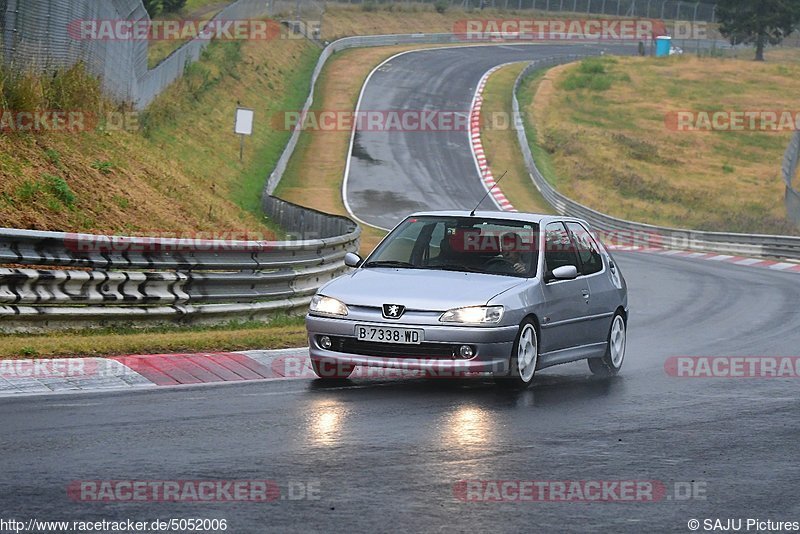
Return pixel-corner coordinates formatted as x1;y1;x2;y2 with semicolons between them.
459;345;474;359
320;336;332;349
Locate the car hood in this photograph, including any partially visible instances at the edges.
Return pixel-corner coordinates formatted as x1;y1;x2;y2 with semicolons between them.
319;268;526;311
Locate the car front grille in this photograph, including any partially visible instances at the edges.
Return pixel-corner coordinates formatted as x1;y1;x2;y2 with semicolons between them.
329;336;460;359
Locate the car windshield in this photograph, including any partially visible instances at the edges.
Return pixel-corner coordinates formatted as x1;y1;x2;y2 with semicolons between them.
363;216;539;278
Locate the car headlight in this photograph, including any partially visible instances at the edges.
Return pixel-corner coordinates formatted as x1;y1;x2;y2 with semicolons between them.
439;306;504;324
309;295;349;317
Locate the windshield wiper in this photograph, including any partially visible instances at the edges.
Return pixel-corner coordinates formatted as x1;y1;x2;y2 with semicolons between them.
363;260;417;269
423;263;477;273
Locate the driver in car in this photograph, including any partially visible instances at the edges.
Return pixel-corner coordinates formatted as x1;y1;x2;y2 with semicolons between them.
491;232;528;274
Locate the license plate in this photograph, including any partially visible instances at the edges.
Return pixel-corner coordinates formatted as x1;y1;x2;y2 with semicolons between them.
355;325;423;344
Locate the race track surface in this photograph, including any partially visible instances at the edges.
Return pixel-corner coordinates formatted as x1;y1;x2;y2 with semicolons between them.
344;43;629;229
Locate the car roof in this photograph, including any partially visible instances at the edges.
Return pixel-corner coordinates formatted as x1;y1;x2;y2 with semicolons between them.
406;210;586;226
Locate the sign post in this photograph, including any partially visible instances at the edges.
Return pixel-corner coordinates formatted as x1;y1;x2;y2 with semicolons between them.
234;107;255;162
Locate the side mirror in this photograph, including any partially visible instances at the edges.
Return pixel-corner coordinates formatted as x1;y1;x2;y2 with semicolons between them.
546;265;579;282
344;252;362;268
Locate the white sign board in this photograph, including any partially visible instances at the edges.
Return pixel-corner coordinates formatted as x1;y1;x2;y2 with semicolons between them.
235;107;254;136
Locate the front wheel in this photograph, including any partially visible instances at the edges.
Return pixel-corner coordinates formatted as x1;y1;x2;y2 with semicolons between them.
496;319;538;388
311;358;355;379
588;312;626;376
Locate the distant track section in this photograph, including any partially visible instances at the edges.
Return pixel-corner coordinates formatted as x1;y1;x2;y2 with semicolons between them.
343;43;630;230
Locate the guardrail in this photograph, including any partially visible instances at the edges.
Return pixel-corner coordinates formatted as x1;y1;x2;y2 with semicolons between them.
0;196;360;333
511;55;800;259
783;131;800;230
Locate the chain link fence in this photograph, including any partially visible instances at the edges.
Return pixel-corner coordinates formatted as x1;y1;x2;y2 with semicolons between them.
1;0;270;108
268;0;325;41
1;0;150;104
327;0;717;23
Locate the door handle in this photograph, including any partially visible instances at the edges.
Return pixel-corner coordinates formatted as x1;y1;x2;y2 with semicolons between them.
581;290;590;300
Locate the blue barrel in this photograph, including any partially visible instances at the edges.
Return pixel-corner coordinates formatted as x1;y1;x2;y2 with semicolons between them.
655;36;672;57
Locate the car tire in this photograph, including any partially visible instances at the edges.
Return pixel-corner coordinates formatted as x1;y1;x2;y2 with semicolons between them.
496;318;539;388
588;312;626;376
311;358;355;379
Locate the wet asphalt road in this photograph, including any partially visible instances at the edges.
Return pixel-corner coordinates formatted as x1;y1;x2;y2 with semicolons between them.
2;43;800;533
1;253;799;532
344;43;633;229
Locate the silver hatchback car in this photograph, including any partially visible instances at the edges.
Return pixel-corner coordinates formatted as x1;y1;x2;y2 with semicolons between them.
305;211;628;387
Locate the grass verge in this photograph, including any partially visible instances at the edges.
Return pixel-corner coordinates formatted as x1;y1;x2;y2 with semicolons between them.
274;44;472;255
0;318;307;359
142;36;321;220
522;51;800;235
479;63;553;214
148;0;235;68
0;34;320;235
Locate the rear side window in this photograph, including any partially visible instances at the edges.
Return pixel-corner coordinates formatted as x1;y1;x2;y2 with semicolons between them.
566;222;603;275
544;222;580;273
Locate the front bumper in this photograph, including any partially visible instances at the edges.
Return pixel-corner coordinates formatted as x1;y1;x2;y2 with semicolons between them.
305;314;517;375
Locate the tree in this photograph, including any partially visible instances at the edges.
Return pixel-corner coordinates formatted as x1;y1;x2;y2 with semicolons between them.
162;0;188;13
142;0;163;18
717;0;800;61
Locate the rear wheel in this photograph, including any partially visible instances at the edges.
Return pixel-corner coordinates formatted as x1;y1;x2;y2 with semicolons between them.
496;319;538;388
588;312;626;376
311;358;355;379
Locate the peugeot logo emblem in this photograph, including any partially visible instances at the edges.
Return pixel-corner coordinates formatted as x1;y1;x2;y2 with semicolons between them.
382;304;405;319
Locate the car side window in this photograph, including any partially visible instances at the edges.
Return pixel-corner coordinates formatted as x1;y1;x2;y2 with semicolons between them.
566;222;603;275
544;222;580;274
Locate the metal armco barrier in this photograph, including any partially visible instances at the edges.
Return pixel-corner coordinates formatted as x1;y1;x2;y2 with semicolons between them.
782;131;800;230
512;56;800;259
0;196;360;332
